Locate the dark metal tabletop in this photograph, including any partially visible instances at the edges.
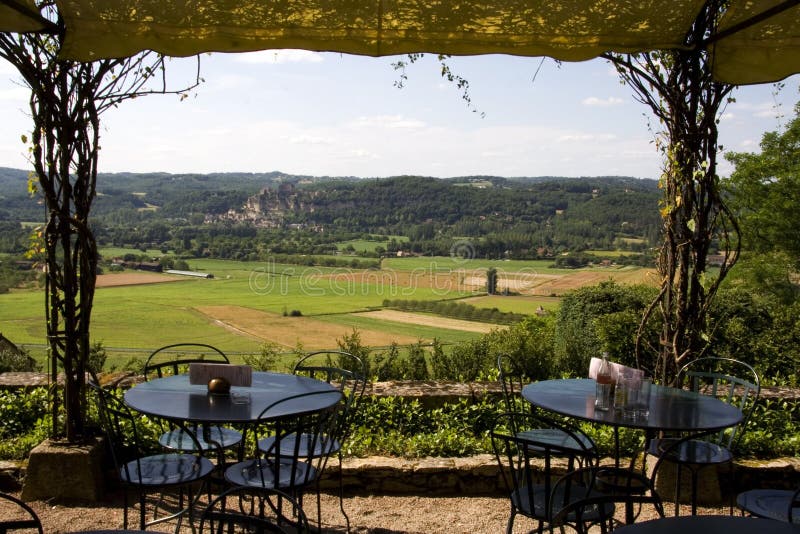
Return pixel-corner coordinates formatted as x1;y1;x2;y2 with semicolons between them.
124;371;341;424
522;378;742;432
613;515;800;534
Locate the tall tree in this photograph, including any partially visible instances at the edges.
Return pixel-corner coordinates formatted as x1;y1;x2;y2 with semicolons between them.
724;100;800;304
0;5;200;442
725;101;800;263
604;0;739;384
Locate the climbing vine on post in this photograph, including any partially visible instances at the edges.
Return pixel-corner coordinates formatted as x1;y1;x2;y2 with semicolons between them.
0;4;200;442
604;1;740;385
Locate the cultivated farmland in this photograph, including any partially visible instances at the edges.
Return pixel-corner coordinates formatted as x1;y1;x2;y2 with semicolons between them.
0;255;655;365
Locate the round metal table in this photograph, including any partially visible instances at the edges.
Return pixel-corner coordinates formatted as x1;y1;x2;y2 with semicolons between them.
521;378;742;433
124;371;341;423
613;515;800;534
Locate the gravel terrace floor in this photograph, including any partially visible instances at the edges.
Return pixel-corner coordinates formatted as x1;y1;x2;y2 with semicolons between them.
1;487;732;533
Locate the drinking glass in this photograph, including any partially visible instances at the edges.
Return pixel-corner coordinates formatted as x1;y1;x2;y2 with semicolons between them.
634;377;651;419
595;379;612;411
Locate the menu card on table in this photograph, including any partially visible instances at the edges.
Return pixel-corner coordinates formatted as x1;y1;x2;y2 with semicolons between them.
188;363;253;386
588;357;644;383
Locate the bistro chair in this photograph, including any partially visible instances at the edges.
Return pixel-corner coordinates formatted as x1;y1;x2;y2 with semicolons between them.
736;485;800;525
199;486;310;534
646;357;760;516
491;411;599;534
549;466;665;533
0;492;43;534
144;343;244;464
88;381;215;531
225;389;344;532
258;350;366;531
497;354;596;467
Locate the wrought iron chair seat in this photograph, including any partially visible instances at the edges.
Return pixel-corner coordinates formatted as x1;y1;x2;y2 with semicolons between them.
225;457;319;490
0;492;43;534
736;487;800;524
118;453;214;486
498;354;597;460
257;433;339;459
648;436;732;466
159;425;243;452
89;382;215;530
520;428;596;454
511;484;615;523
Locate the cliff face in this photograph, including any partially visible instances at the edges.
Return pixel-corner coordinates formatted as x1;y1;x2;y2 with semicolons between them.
221;183;303;228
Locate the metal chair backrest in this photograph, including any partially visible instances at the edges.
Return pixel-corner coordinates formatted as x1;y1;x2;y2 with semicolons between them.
144;343;228;380
293;350;367;437
0;492;43;534
497;353;527;413
252;389;344;490
199;486;310;534
678;357;760;449
491;411;598;526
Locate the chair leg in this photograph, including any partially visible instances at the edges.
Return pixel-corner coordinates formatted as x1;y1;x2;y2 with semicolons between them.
122;490;129;530
505;506;516;534
338;451;351;533
690;468;699;516
139;492;147;530
674;463;682;516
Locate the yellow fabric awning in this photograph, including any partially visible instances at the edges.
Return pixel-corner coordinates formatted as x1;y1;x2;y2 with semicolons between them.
711;0;800;85
54;0;705;61
0;0;47;32
2;0;799;85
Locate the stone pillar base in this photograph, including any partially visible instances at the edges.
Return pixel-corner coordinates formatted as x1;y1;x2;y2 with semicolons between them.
20;436;106;502
649;459;723;506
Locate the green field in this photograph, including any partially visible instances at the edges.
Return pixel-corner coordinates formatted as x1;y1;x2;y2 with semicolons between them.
335;235;407;253
461;295;562;314
1;252;654;367
100;246;172;258
381;256;561;273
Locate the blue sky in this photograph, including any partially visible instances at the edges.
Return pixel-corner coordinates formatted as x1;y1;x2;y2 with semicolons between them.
0;51;797;180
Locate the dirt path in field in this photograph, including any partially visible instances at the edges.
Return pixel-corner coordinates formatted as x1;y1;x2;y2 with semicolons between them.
353;309;505;334
464;268;657;296
95;272;184;287
195;305;422;349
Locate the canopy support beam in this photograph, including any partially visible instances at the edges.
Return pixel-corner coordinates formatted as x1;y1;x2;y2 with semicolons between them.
701;0;800;47
0;0;58;33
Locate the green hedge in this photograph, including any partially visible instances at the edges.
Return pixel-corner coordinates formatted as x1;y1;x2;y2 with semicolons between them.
1;387;797;461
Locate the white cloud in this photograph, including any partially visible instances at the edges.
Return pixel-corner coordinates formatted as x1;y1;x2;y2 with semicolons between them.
346;148;378;159
234;50;324;64
719;112;735;121
287;135;332;145
753;107;782;119
556;133;617;142
0;87;28;101
348;115;427;129
0;59;18;76
582;96;624;107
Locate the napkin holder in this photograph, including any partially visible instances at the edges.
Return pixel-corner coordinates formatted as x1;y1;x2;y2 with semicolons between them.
189;363;253;393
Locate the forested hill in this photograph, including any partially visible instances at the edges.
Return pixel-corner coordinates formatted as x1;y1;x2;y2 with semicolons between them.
286;175;658;232
0;168;661;256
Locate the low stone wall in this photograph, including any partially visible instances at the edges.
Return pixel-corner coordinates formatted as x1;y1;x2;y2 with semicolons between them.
4;452;798;500
1;373;798;500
